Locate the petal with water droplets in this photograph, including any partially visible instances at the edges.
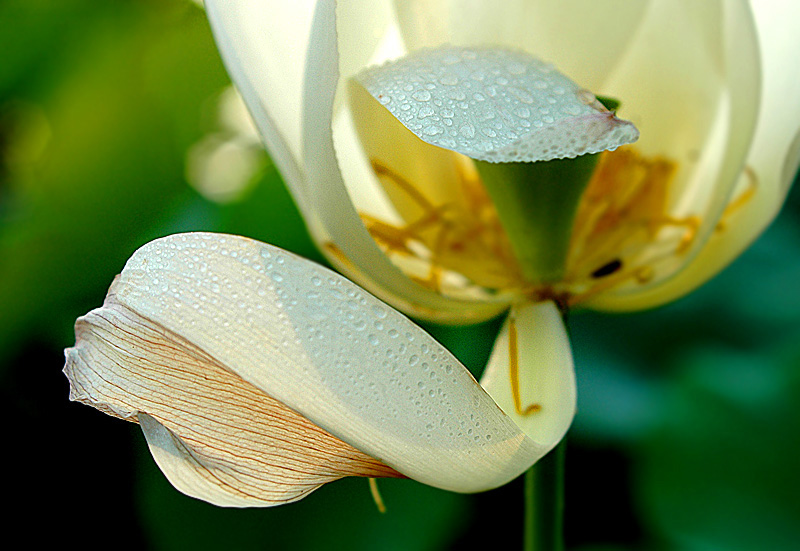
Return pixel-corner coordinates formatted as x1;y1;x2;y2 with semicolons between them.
64;233;577;503
356;45;638;163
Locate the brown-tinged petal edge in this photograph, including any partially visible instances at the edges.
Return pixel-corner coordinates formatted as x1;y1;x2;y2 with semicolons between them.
64;293;400;508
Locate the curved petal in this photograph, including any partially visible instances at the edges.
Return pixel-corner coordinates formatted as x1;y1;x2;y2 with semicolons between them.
480;301;576;450
394;0;651;92
355;45;638;163
589;0;797;311
582;0;759;296
207;0;507;323
70;233;562;494
204;0;314;211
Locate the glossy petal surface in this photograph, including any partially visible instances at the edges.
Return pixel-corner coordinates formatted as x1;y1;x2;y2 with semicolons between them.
357;46;638;163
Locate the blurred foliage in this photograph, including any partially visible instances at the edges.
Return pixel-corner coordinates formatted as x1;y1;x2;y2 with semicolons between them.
2;1;799;550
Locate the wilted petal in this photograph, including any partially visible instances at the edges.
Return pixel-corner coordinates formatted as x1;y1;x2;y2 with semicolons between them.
65;233;574;498
65;300;399;507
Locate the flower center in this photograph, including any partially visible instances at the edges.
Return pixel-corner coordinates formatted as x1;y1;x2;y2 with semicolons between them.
360;156;524;295
359;146;715;306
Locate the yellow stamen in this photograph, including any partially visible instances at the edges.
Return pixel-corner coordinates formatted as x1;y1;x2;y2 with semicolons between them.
716;165;758;232
508;315;542;416
564;147;700;304
358;146;738;307
368;477;387;514
360;158;525;294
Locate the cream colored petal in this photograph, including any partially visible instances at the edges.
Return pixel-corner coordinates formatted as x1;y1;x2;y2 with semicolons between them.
334;0;397;112
480;301;576;450
298;1;511;323
588;0;797;311
355;45;638;163
394;0;651;91
64;300;398;507
72;233;562;493
204;0;314;211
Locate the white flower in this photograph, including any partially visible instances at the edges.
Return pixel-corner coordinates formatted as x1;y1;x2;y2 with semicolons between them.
63;0;800;507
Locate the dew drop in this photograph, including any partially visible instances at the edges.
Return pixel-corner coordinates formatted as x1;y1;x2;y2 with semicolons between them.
412;89;431;102
439;73;458;86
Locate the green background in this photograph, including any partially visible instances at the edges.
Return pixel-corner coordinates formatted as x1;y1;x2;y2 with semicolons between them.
2;1;799;549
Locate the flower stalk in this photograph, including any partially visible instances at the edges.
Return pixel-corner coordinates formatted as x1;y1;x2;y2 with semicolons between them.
524;439;567;551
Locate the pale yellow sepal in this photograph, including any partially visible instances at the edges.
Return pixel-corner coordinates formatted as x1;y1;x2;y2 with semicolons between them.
480;301;576;451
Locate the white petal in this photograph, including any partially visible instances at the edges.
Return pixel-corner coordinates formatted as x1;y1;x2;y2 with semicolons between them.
394;0;651;91
588;0;798;311
480;301;576;450
204;0;313;210
86;233;561;493
356;45;639;163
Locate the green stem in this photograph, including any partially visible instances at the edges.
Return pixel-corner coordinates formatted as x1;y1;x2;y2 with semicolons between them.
524;439;567;551
475;156;599;284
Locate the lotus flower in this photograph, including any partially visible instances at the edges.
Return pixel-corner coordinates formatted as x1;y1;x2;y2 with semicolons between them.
63;0;799;507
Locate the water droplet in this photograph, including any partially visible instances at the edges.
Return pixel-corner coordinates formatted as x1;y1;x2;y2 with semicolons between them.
372;305;387;319
439;73;458;86
412;89;431;102
418;104;435;118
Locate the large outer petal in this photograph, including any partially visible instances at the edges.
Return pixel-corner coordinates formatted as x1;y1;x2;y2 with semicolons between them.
589;0;799;311
206;0;508;324
204;0;313;211
96;233;560;493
